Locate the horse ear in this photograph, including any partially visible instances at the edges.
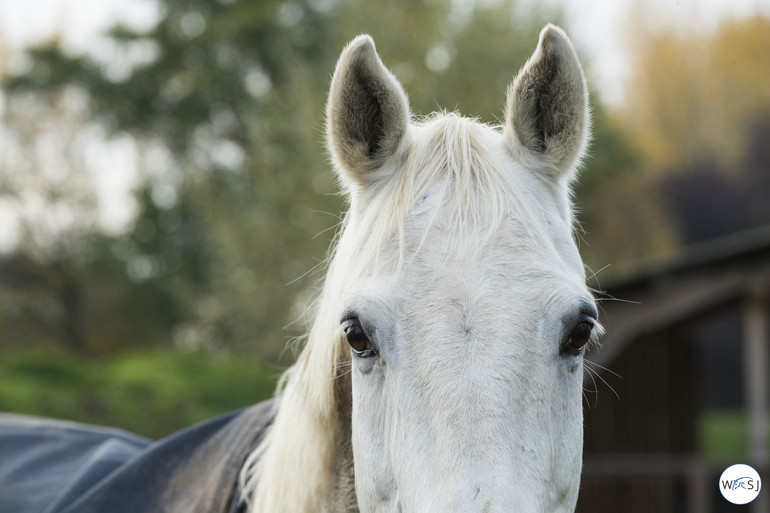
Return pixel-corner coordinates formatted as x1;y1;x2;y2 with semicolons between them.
504;24;590;181
327;35;410;190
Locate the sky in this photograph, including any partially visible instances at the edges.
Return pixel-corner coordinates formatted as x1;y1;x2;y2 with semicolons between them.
0;0;768;250
0;0;158;51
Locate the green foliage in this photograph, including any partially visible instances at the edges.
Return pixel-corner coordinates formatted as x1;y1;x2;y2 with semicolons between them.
2;0;571;361
577;98;638;196
0;348;280;438
574;99;650;275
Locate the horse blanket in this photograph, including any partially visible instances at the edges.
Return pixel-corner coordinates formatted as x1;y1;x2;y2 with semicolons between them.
0;400;274;513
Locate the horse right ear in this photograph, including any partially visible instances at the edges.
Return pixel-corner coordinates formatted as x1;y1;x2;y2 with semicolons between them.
327;35;410;191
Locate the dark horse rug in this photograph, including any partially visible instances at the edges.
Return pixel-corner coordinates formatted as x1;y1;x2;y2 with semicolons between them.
0;401;273;513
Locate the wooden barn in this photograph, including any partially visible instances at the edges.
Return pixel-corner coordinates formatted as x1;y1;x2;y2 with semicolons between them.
577;227;770;513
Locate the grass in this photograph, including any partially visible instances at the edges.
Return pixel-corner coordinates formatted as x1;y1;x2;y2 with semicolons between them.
0;348;282;439
699;409;770;460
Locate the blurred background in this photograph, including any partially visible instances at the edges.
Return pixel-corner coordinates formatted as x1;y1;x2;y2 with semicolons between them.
0;0;768;511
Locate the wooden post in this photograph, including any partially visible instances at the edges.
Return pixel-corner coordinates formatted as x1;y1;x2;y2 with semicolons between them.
743;291;768;513
686;461;710;513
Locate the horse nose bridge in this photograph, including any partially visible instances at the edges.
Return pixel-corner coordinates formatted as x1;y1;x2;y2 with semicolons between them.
410;320;535;424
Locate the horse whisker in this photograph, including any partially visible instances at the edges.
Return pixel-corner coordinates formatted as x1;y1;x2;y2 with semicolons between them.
584;361;621;401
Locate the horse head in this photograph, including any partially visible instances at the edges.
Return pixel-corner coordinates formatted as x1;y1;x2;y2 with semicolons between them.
243;24;600;513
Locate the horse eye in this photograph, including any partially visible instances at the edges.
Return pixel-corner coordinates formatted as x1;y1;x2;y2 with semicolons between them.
343;319;376;357
563;320;594;355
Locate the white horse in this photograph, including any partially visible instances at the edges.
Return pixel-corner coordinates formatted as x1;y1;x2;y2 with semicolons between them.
241;24;601;513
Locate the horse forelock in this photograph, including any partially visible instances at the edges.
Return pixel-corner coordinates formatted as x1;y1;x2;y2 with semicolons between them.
356;113;557;267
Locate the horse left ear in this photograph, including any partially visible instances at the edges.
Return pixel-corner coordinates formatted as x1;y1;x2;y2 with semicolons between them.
327;35;411;191
504;24;590;182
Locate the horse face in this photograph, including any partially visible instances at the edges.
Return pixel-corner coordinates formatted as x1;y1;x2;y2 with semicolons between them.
342;169;595;512
328;26;596;513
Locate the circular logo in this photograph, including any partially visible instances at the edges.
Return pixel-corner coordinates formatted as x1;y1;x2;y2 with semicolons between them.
719;464;762;505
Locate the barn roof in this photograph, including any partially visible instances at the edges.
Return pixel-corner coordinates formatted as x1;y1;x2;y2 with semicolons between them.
590;224;770;369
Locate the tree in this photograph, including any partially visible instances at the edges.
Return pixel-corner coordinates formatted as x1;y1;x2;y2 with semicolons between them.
569;99;676;278
577;14;770;274
622;15;770;171
4;0;570;360
0;87;98;352
661;114;770;245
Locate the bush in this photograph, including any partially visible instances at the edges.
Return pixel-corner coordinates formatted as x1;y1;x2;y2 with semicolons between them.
0;348;281;439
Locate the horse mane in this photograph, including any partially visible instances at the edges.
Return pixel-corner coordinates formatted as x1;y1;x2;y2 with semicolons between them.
239;112;556;513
